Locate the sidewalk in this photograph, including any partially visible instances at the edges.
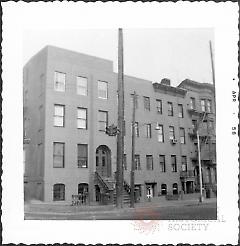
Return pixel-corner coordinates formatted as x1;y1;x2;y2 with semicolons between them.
25;197;217;215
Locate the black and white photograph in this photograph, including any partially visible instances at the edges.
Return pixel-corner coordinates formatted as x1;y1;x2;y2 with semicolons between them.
2;2;239;245
23;28;217;221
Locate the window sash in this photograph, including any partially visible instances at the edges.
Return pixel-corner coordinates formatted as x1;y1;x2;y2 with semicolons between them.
190;98;196;109
159;155;166;172
77;76;87;95
169;126;175;140
134;155;140;170
135;122;139;137
146;124;151;138
98;111;108;131
146;155;153;170
98;81;108;99
207;100;212;112
77;144;88;168
178;104;183;118
54;105;64;127
157;125;164;142
201;99;206;111
77;108;87;129
156;100;162;113
54;72;65;92
168;102;173;116
181;156;187;171
53;184;65;201
171;156;177;172
144;97;150;111
180;128;185;144
53;143;64;168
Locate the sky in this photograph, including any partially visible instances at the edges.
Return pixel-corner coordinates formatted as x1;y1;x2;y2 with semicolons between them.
23;28;214;87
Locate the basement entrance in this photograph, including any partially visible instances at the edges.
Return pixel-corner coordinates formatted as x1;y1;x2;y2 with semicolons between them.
96;145;111;177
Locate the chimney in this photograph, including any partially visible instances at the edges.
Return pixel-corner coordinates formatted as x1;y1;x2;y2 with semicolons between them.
161;78;171;86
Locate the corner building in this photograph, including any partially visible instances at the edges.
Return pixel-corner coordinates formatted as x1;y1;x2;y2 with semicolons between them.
23;46;216;203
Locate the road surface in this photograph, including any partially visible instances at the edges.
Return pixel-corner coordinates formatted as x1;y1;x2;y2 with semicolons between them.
25;202;217;220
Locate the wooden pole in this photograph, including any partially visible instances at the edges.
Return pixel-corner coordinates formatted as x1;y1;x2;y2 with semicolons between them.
116;28;124;208
130;91;136;208
209;41;216;111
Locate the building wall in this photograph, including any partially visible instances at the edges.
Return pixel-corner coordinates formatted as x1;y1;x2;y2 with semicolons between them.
24;46;216;203
23;47;48;200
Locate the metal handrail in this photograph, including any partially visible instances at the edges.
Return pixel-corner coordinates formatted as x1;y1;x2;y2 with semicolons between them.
95;172;112;191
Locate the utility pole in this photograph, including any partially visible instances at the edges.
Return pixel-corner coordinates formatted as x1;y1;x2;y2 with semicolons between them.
116;28;124;208
197;128;203;203
197;112;207;203
209;40;216;112
130;91;137;208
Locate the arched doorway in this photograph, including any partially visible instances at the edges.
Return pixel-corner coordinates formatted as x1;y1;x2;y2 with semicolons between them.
96;145;111;177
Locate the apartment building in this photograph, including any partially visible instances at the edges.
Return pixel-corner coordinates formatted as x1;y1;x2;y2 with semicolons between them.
23;45;216;203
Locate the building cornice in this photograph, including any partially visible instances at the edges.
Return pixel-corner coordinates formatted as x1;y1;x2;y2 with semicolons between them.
153;82;187;97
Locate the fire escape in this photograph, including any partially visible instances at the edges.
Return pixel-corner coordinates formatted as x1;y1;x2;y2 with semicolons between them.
187;107;217;195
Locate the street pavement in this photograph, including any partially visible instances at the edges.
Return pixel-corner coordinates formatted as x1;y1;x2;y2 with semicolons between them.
25;197;217;220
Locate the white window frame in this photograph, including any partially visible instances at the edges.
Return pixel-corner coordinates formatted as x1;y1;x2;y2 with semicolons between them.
77;76;88;96
77;108;87;129
54;71;66;92
98;80;108;99
54;104;65;127
157;124;164;142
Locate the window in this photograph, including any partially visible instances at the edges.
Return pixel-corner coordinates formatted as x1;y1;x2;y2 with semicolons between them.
78;183;88;194
159;155;166;172
143;96;150;111
134;154;141;170
146;155;153;170
53;184;65;201
77;144;88;168
54;72;65;92
156;99;162;114
169;126;175;140
98;110;108;131
53;142;65;168
201;99;206;112
168;102;173;116
98;81;108;99
54;104;65;127
181;156;187;171
171;155;177;172
178;104;184;118
135;184;142;197
161;184;167;195
135;122;140;137
131;94;138;108
190;97;196;109
123;154;127;170
179;128;186;144
146;124;152;138
172;183;178;195
77;76;87;96
77;108;87;129
207;100;212;113
192;120;197;130
209;120;214;130
157;124;164;142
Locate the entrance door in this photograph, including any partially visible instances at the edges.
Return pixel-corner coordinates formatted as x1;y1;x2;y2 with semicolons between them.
96;145;111;177
146;184;154;199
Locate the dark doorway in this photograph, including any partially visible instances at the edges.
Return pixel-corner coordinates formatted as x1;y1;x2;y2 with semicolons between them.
96;145;111;177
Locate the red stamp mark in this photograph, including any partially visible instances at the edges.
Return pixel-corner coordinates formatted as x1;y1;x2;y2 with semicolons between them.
132;207;162;234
